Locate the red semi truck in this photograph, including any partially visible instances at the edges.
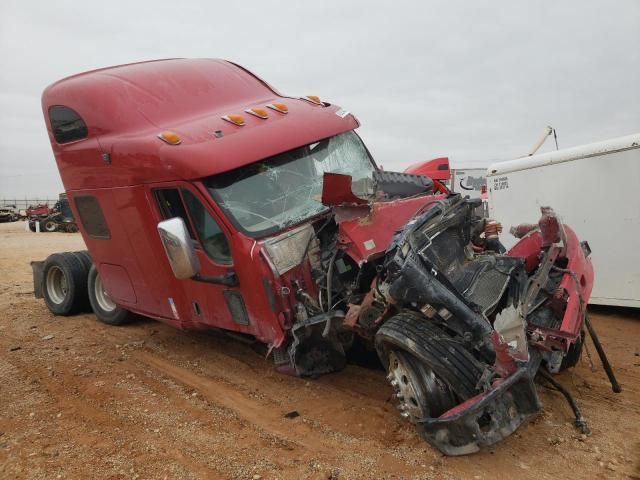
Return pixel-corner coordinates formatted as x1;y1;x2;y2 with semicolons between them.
33;59;618;455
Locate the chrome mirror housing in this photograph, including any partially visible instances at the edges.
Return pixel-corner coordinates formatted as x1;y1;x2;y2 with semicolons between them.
157;217;200;279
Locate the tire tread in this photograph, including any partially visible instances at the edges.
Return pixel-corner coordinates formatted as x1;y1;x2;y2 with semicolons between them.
42;252;90;315
376;311;484;400
87;265;135;326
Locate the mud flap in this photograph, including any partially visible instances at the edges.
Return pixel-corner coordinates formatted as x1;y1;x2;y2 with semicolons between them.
31;261;44;299
417;368;541;456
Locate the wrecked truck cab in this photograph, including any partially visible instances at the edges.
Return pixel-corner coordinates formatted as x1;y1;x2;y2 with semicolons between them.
37;58;611;457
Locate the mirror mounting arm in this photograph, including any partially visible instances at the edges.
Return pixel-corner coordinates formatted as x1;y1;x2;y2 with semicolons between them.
192;271;239;287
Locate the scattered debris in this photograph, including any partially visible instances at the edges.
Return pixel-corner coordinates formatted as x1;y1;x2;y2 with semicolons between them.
41;335;54;340
284;411;300;419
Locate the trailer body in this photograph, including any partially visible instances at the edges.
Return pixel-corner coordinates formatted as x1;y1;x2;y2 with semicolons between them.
487;134;640;308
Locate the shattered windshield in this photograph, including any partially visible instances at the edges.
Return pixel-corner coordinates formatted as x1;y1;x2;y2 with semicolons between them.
205;131;376;236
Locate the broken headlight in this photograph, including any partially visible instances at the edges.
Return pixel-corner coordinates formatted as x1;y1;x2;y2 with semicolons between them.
262;224;314;275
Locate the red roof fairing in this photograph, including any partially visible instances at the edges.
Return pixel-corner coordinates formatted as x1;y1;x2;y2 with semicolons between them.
42;59;359;190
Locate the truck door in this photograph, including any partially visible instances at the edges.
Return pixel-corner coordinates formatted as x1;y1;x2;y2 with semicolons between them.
152;184;254;334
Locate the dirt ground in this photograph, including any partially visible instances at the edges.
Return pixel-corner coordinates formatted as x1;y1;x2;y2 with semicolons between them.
0;221;638;480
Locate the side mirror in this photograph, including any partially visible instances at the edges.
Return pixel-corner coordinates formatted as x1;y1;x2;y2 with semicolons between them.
157;217;200;279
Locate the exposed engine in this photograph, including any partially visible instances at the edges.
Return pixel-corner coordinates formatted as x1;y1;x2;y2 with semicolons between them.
272;170;617;456
294;193;517;374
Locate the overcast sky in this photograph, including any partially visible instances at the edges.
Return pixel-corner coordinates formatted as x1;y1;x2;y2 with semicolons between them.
1;0;639;199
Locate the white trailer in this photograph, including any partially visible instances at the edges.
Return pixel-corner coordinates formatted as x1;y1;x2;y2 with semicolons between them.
487;133;640;308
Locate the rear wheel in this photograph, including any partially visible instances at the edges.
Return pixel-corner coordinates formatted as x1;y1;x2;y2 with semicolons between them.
43;253;90;315
43;219;58;232
87;265;135;326
71;250;92;272
376;311;484;422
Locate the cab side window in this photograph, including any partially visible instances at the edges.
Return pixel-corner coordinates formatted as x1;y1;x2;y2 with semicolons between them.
182;190;232;264
49;106;88;144
154;189;195;239
75;195;110;239
154;188;232;264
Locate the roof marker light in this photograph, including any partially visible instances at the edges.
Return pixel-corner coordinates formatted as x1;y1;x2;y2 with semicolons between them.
302;95;322;105
245;107;269;119
222;114;246;126
266;103;288;114
158;131;181;145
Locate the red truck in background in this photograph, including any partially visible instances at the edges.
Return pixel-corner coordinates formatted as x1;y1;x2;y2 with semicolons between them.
32;58;619;455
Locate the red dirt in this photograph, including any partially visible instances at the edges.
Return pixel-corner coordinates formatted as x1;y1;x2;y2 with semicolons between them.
0;221;638;479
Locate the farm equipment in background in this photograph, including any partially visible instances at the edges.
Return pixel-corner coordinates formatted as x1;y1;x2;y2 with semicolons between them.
26;203;52;218
28;193;78;233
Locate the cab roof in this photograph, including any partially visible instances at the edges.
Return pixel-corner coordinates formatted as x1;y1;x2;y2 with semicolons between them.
42;59;359;189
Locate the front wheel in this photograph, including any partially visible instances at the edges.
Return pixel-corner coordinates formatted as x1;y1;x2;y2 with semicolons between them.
376;311;484;422
87;265;135;326
386;349;457;420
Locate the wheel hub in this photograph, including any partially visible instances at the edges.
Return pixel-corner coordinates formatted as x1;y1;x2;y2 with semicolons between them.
46;266;68;304
94;273;116;312
387;350;456;422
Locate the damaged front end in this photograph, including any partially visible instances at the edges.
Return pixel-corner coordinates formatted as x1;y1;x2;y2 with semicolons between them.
260;164;605;455
373;200;596;455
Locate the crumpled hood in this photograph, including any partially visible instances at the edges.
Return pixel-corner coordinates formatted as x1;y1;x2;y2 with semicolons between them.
336;194;442;265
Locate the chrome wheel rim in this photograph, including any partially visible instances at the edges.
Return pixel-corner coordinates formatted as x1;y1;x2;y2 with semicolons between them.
387;350;456;421
94;273;116;312
46;266;68;304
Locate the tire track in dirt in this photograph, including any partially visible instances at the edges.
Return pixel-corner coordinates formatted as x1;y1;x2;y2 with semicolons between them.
139;328;409;449
135;350;422;476
3;223;640;480
1;345;229;479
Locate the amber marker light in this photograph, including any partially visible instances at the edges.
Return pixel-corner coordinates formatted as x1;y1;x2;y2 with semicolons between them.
157;131;181;145
266;103;289;114
302;95;322;105
222;114;246;126
245;107;269;119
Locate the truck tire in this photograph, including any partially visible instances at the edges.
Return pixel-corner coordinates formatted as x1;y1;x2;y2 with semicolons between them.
87;265;135;326
375;311;484;419
43;253;90;315
71;250;92;272
28;221;36;232
43;219;58;232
